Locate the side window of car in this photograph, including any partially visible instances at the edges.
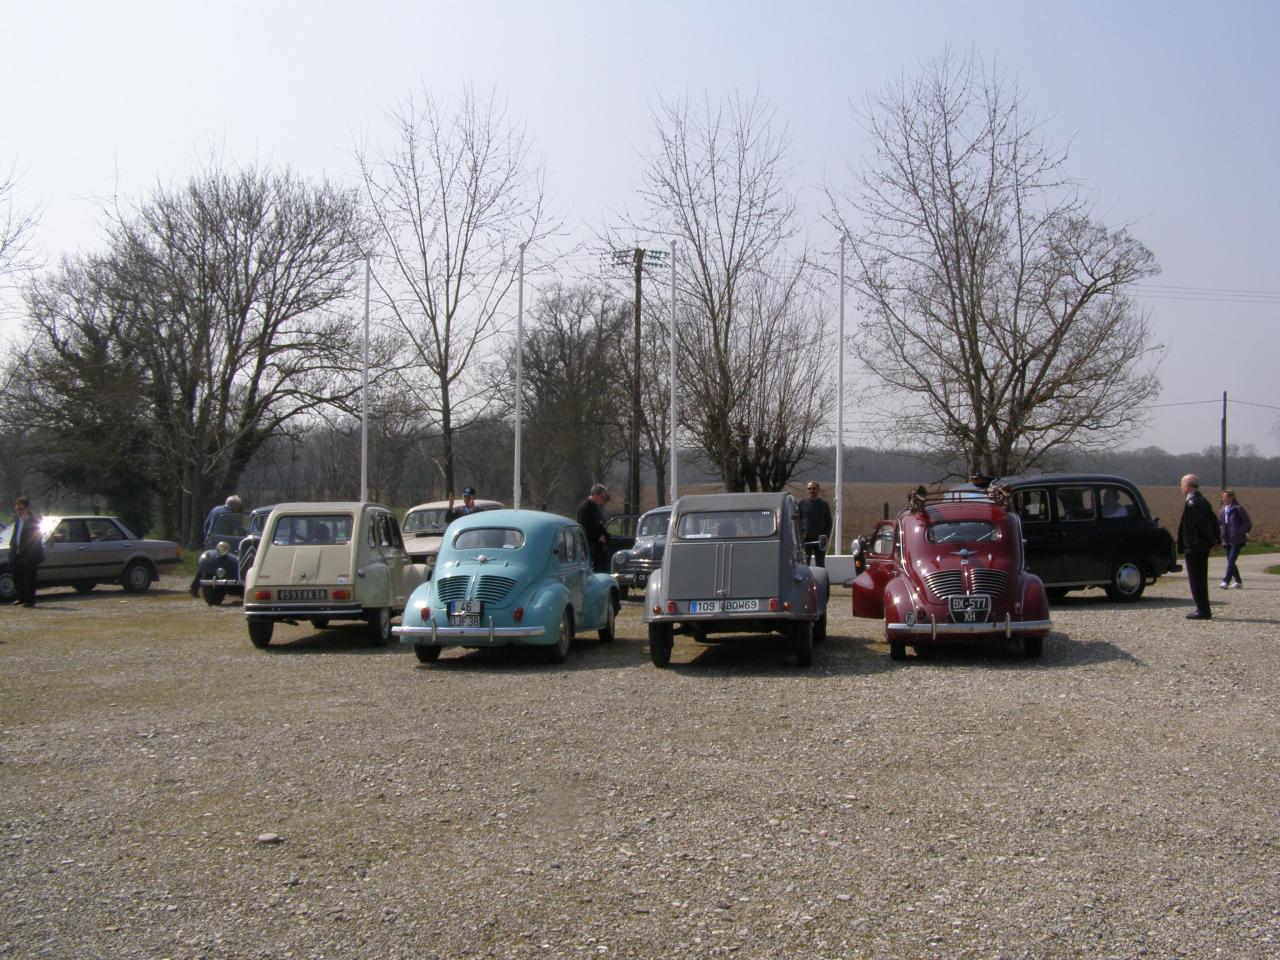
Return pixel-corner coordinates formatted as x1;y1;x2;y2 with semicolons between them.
1013;489;1050;524
1099;486;1137;519
558;528;574;563
1055;487;1096;522
86;519;124;541
870;522;896;556
55;520;90;544
368;515;379;550
385;515;406;551
574;528;590;564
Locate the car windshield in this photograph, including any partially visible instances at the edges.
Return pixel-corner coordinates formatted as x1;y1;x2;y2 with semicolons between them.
638;512;671;537
676;510;776;539
271;514;354;546
925;520;1000;543
209;512;248;539
403;508;449;535
452;527;525;550
249;511;270;536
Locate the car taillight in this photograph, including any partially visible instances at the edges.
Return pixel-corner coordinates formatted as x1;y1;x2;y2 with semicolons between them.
418;604;430;620
254;590;272;601
768;597;780;612
666;600;677;614
333;589;351;600
512;607;523;623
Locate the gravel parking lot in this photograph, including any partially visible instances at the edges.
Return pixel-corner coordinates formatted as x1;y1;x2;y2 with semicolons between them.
3;556;1278;959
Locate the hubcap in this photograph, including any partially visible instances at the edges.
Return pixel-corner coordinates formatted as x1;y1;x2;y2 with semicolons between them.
1115;563;1142;594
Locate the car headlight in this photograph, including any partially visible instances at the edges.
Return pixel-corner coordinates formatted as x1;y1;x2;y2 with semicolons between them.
216;541;231;555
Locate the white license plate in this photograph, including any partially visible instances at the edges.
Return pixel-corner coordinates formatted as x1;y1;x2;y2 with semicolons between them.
449;615;481;627
689;600;720;613
278;588;326;601
448;600;483;616
723;599;759;612
949;595;991;623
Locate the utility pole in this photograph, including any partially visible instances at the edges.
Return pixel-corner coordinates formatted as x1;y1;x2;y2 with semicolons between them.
1221;391;1228;490
611;246;670;516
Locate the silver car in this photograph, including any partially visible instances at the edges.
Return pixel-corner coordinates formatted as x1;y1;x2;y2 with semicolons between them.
0;515;181;600
643;492;829;668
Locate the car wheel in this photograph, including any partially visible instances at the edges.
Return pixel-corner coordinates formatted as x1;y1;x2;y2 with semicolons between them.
791;619;813;667
201;586;225;606
889;638;907;661
548;609;572;663
309;617;330;630
0;571;15;602
122;561;152;593
248;619;274;648
1022;635;1044;658
648;622;673;668
365;607;392;646
598;602;615;643
1104;559;1147;602
813;613;827;644
414;643;441;663
73;580;97;594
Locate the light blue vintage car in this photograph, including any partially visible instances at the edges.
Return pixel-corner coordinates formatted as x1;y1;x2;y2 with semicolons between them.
393;509;620;664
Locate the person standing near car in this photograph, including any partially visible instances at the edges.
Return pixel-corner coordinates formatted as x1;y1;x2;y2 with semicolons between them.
191;494;242;597
9;496;45;607
1177;474;1219;620
445;486;481;525
797;481;833;567
577;483;610;572
1218;488;1252;589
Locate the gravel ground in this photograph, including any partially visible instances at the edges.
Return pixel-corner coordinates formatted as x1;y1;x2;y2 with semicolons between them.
2;555;1278;960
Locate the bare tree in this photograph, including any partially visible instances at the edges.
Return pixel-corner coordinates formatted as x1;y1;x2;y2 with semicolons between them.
356;87;554;494
15;161;369;542
629;92;831;492
0;157;38;286
830;51;1161;477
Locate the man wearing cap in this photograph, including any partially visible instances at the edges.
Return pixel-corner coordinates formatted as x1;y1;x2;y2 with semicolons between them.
446;487;481;525
577;483;610;572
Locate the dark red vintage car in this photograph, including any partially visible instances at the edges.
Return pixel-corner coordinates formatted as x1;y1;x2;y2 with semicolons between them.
851;490;1052;660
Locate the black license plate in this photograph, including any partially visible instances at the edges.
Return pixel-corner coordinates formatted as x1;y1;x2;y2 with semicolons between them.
278;588;327;601
948;595;991;623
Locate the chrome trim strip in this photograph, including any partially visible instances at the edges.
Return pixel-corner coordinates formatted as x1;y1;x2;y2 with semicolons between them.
887;618;1053;636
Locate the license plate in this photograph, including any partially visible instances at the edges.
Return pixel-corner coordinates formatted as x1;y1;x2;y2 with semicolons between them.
723;599;759;612
949;595;991;623
278;588;326;601
449;615;481;627
635;573;647;587
448;600;483;616
689;600;720;613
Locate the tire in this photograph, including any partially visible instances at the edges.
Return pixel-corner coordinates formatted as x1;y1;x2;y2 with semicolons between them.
414;643;441;663
813;614;827;644
248;619;274;648
0;571;15;603
1104;559;1147;602
365;607;392;646
121;561;153;594
309;617;330;630
548;609;572;663
73;580;97;594
889;638;907;661
598;602;615;643
1022;635;1044;658
201;586;226;606
791;619;813;667
648;622;673;668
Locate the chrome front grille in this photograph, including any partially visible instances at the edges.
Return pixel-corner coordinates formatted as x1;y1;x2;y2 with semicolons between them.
474;575;516;604
923;569;966;599
435;575;470;603
970;568;1009;597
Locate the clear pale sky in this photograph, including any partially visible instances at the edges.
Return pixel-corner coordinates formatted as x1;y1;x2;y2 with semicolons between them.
3;0;1277;455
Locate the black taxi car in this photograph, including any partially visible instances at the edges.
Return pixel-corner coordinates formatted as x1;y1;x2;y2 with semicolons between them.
992;473;1180;601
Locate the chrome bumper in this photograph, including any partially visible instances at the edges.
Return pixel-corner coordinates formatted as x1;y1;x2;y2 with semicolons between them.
887;616;1052;639
244;602;363;618
394;622;546;643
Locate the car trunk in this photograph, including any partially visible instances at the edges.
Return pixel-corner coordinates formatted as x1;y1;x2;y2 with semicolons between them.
666;540;779;600
253;545;353;587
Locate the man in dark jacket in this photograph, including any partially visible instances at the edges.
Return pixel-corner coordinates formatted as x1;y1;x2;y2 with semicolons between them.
576;483;610;572
1177;474;1220;620
8;496;45;607
797;481;833;567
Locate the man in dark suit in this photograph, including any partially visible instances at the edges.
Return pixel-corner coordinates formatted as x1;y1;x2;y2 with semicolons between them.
8;496;45;608
1177;474;1219;620
576;483;610;572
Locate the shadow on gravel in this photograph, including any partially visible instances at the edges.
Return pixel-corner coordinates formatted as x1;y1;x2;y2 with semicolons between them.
1049;593;1192;611
876;632;1143;670
413;636;643;673
257;623;417;656
666;633;899;677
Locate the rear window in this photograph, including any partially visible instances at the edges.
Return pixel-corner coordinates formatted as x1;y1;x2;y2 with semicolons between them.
452;528;525;550
925;521;1000;544
271;514;354;546
676;510;777;539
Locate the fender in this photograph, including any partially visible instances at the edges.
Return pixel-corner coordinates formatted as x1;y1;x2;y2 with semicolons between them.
528;581;573;629
810;567;830;615
356;561;390;607
882;577;914;627
643;568;665;618
582;573;615;629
